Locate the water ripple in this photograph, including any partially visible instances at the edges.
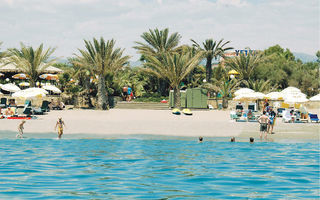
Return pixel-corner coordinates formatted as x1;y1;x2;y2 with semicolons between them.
0;138;318;199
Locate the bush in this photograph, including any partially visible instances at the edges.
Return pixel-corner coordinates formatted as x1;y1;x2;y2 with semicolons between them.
134;93;168;102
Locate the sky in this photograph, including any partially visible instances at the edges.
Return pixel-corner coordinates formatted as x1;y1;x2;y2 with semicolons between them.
0;0;319;61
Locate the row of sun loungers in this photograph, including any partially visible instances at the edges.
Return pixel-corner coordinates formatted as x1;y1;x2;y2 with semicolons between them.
231;109;319;123
0;98;50;118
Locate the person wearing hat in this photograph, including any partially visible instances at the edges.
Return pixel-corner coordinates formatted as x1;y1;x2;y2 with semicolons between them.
55;117;66;139
17;120;26;138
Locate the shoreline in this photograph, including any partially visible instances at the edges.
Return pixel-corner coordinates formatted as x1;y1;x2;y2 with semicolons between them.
0;109;319;140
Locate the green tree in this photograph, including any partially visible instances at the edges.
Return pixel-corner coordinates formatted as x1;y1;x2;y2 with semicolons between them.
134;28;181;96
203;78;240;108
134;28;181;56
76;37;130;110
244;79;275;93
191;38;233;83
225;52;261;82
7;43;56;87
143;52;203;108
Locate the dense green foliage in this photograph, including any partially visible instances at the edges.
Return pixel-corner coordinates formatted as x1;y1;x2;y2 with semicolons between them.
7;43;56;87
0;32;319;109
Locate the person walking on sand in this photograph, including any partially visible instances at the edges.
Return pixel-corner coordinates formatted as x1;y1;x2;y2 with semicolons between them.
17;120;26;138
55;117;66;139
258;111;270;139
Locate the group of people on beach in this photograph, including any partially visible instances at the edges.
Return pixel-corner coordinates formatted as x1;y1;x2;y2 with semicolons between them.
122;86;133;101
16;117;66;139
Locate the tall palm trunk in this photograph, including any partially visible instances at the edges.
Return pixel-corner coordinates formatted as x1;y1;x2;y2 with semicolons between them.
206;56;213;83
97;75;108;110
173;86;181;108
84;78;94;108
30;80;36;87
222;97;228;109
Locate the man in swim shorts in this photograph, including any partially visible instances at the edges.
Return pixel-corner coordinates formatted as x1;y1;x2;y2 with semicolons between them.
17;120;26;138
55;117;66;139
258;111;270;139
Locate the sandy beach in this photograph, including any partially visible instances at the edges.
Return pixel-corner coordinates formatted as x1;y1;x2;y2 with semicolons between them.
0;109;319;140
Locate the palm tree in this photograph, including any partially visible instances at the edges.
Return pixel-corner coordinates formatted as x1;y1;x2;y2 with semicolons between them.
76;37;130;110
244;79;275;93
191;38;233;83
203;78;240;108
0;42;7;60
134;28;181;96
225;52;261;82
7;43;56;87
143;52;203;108
134;28;181;56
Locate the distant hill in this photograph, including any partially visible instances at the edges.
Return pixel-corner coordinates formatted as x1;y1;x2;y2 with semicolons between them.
293;52;317;63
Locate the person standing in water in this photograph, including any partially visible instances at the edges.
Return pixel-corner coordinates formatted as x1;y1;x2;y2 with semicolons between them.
17;120;26;138
258;111;270;139
55;117;66;139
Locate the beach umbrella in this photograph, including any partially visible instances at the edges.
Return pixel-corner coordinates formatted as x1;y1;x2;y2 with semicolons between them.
12;73;30;80
281;87;301;96
0;73;4;77
284;96;309;104
1;83;21;92
23;87;48;95
19;82;30;87
233;92;265;101
265;92;284;100
12;87;47;99
309;94;320;101
42;85;62;94
234;88;254;96
39;74;59;81
12;89;46;99
228;70;239;75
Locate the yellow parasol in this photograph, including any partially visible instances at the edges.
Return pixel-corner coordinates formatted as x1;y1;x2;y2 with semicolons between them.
228;70;239;75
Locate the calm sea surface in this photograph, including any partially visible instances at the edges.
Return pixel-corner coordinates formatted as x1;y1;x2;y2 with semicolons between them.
0;134;319;199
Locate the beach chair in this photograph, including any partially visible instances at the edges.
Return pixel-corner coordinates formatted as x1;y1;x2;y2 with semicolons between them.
230;111;239;120
25;100;31;107
282;110;293;123
277;108;285;117
33;101;49;115
309;113;319;123
0;98;7;108
23;107;32;117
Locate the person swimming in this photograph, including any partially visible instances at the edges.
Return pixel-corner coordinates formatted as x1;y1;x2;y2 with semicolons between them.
199;136;203;142
17;120;26;138
55;117;66;139
250;137;254;143
230;137;235;142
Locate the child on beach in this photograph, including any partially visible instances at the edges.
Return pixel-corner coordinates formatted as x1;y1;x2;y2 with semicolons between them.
16;120;26;138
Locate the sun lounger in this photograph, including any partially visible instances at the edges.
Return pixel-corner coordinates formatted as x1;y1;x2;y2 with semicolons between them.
33;100;50;115
309;113;319;123
282;110;293;123
23;107;32;117
0;98;7;108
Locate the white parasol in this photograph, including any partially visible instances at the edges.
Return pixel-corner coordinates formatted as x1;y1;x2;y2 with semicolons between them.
12;88;47;99
42;85;62;94
1;83;21;92
265;92;284;100
19;82;30;87
234;88;254;96
233;92;265;101
309;94;320;101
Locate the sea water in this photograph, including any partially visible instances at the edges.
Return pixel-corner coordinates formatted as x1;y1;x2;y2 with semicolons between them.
0;134;319;199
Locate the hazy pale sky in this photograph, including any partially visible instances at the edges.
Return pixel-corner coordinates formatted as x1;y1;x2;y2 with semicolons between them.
0;0;319;60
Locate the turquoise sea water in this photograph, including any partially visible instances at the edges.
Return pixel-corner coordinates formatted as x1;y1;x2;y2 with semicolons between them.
0;134;319;199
